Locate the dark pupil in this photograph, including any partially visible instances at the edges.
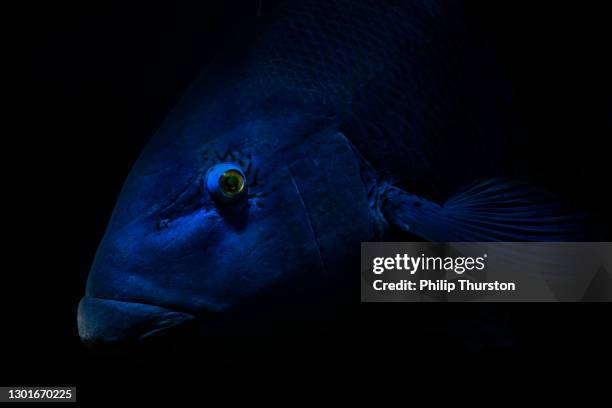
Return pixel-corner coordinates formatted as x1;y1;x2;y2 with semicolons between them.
225;175;239;189
220;171;243;195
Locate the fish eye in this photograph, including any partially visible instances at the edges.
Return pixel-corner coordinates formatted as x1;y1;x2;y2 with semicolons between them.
219;170;245;197
205;163;248;204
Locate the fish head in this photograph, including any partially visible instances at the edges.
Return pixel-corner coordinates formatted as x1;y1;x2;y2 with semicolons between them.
78;106;377;348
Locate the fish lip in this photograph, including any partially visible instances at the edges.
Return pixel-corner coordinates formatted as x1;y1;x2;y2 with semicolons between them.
77;296;196;347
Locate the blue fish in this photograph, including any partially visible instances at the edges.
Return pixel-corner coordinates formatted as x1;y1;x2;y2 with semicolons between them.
78;0;585;346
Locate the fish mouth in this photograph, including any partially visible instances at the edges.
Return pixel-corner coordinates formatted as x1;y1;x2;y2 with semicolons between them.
77;296;196;348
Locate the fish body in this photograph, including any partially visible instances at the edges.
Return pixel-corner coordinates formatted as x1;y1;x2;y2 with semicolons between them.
78;0;582;346
248;0;510;195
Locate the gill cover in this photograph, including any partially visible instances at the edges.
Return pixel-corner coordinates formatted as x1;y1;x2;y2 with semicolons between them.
283;127;378;273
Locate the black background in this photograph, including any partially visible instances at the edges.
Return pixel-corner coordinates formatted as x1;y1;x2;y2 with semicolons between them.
10;0;612;400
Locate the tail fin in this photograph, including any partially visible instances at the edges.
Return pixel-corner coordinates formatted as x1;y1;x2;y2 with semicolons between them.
382;178;587;242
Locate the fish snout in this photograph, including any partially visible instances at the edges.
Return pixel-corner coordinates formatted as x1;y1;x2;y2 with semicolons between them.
77;296;195;348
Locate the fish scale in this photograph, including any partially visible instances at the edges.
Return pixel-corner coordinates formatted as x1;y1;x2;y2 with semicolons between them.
247;0;509;195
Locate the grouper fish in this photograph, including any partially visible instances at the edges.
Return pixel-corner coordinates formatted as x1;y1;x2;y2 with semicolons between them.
78;0;585;346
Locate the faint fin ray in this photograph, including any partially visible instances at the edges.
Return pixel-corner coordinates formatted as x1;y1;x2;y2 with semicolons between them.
382;178;588;242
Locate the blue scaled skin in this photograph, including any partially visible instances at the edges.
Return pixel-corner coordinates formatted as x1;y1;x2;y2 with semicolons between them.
79;111;377;344
78;0;586;345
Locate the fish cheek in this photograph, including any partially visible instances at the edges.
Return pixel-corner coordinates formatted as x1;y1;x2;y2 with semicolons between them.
173;164;330;311
132;165;329;312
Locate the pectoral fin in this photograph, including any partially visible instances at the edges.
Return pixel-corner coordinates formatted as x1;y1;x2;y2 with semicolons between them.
381;178;588;242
